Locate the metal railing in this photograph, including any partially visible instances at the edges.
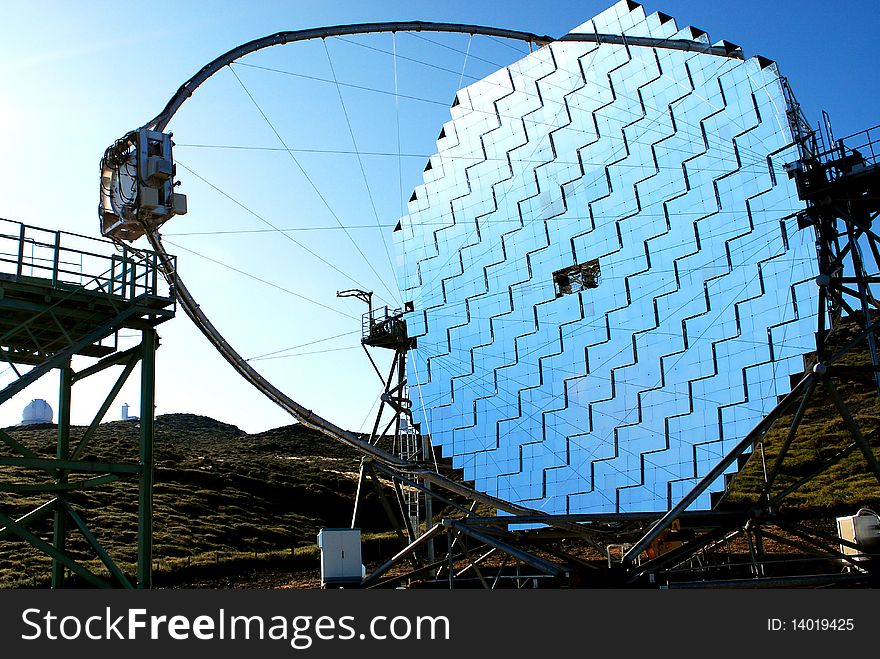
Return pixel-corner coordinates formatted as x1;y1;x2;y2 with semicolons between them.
813;123;880;178
0;218;175;303
361;305;406;342
835;124;880;169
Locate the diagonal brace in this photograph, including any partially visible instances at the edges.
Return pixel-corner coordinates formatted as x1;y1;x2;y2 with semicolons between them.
821;377;880;483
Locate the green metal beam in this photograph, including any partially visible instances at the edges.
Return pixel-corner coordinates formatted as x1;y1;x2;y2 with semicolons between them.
138;329;156;589
0;220;173;590
0;278;124;309
0;306;140;406
0;508;111;589
0;429;32;456
0;473;121;493
72;353;139;460
0;352;22;378
122;313;175;330
0;498;57;542
64;501;133;589
48;310;73;346
0;297;122;327
52;363;71;588
0;456;140;474
22;325;47;355
0;350;53;367
72;345;142;383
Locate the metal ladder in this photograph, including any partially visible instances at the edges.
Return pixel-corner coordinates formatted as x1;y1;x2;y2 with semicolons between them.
398;410;421;535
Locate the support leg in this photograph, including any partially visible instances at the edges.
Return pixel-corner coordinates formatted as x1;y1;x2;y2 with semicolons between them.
51;362;72;588
138;329;156;589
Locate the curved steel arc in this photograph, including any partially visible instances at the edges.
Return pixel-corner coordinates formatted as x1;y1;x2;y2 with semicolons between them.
145;235;399;464
147;21;742;132
139;21;742;533
145;233;567;522
148;22;554;132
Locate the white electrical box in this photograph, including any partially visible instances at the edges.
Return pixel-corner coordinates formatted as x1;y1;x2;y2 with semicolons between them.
317;528;363;587
836;510;880;563
171;192;188;215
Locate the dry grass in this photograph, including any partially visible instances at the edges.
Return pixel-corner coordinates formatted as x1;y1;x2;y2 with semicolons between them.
0;415;396;587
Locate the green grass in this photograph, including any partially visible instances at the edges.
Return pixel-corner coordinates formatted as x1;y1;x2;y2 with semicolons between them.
0;414;396;587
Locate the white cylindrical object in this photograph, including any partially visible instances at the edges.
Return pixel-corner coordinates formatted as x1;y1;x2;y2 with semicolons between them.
21;399;53;425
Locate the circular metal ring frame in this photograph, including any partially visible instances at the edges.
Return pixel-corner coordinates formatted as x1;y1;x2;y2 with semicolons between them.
139;21;743;522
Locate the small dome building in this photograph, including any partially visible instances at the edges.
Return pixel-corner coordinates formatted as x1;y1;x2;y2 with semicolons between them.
21;399;53;425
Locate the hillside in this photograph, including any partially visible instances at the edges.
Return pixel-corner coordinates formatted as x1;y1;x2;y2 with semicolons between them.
0;414;396;587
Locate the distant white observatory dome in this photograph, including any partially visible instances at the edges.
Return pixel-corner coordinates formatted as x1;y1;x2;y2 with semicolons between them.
21;399;53;425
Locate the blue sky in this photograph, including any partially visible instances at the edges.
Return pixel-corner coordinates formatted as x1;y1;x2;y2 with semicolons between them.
0;0;877;432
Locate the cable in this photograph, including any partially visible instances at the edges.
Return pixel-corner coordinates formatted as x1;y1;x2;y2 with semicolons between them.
174;161;379;300
226;65;400;305
240;29;774;172
231;48;777;178
160;206;804;237
162;239;357;320
174;142;783;177
322;38;397;288
246;329;361;362
248;345;360;361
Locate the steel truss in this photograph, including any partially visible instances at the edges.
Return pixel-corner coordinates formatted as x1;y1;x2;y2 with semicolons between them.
0;220;174;588
342;290;437;561
614;117;880;586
